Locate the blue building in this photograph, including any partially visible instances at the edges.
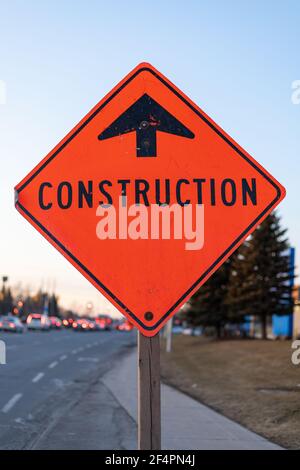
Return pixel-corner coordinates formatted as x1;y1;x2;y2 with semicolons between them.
272;247;295;338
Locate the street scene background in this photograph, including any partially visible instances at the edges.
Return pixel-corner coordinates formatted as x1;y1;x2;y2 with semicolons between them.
0;0;300;450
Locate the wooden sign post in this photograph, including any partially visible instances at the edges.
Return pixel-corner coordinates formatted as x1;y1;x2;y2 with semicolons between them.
138;332;161;450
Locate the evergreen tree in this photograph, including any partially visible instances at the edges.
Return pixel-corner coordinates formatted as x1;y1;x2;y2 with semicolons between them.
49;294;60;317
227;212;294;339
0;286;13;315
226;241;250;324
186;257;233;338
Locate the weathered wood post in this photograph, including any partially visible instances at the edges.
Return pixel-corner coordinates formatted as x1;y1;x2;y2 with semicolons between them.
138;332;161;450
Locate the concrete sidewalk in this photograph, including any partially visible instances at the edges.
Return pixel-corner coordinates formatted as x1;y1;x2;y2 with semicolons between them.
102;348;281;450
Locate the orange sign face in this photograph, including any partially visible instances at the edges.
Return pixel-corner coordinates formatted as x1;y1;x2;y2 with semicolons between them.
15;63;286;336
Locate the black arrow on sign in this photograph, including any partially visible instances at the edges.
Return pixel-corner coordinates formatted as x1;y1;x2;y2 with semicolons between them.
98;93;194;157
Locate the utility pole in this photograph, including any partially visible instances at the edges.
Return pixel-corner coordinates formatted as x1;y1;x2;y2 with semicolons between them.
166;317;173;353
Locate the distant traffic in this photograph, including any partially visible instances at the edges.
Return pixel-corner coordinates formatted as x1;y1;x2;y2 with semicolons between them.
0;312;133;334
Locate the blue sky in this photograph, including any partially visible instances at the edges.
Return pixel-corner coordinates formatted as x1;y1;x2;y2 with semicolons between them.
0;1;299;314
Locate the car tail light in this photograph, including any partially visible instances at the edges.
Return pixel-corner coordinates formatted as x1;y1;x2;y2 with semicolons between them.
73;322;77;328
27;315;32;324
9;322;15;328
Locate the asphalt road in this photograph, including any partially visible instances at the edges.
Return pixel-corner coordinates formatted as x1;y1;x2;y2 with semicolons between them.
0;328;136;449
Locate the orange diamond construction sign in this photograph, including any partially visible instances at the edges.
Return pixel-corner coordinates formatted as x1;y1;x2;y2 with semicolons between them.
15;63;286;336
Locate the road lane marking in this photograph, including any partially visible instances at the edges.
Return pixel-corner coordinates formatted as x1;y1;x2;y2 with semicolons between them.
32;372;44;383
49;361;58;369
2;394;23;413
60;355;67;361
71;349;78;354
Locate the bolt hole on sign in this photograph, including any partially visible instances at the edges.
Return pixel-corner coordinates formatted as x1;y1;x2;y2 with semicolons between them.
15;63;285;336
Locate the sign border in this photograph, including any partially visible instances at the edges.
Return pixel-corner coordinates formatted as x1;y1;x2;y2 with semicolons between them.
15;64;284;332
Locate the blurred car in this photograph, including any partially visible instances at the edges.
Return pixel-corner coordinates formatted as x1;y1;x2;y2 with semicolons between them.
88;320;97;331
182;327;193;335
2;316;25;333
49;316;62;329
72;318;90;332
192;327;203;337
62;318;74;328
172;325;184;334
113;319;122;330
96;315;113;331
26;314;50;331
116;320;134;332
94;319;106;331
95;318;109;331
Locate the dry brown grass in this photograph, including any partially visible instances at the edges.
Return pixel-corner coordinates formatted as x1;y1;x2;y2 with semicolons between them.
161;335;300;449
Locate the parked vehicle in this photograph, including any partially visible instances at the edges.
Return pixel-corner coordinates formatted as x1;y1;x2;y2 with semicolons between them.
27;314;50;331
172;325;184;334
2;316;25;333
